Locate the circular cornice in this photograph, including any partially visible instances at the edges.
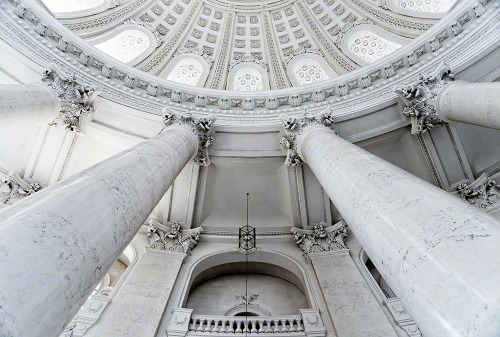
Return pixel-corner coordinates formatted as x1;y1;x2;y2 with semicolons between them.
0;0;498;124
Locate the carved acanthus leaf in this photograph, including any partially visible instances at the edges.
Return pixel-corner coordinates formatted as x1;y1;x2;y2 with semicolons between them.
147;219;203;254
163;109;216;166
280;108;336;166
42;64;100;133
0;171;41;207
394;62;455;135
291;221;348;255
457;173;500;210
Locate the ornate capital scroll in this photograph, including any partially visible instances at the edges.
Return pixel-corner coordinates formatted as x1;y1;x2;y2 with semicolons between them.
42;64;100;133
163;109;216;166
457;173;500;211
291;220;348;255
0;171;41;208
147;219;203;254
280;108;336;166
395;62;455;135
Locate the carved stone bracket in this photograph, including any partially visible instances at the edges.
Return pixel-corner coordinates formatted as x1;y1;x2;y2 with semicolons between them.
42;64;100;133
457;173;500;211
147;219;203;254
163;109;216;166
394;62;455;135
280;108;336;166
0;171;41;208
291;221;348;255
384;298;422;337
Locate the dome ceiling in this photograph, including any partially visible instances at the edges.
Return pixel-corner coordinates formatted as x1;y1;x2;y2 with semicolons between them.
45;0;456;91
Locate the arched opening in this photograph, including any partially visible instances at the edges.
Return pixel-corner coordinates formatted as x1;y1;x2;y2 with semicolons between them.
166;57;205;86
232;67;263;91
385;0;458;19
292;58;329;86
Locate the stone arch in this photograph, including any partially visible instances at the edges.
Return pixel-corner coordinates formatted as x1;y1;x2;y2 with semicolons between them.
286;53;337;87
228;63;270;91
385;0;458;19
160;54;210;87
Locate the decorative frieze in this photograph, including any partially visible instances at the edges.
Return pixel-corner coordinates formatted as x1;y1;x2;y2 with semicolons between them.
42;65;100;133
291;221;347;255
394;63;455;135
457;173;500;211
163;109;216;166
280;108;335;166
147;219;202;254
0;171;41;207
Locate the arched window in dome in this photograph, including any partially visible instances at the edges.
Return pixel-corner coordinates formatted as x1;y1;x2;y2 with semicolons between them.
386;0;458;18
160;53;211;87
90;26;155;65
41;0;127;18
233;68;263;91
341;26;408;65
285;52;337;87
293;59;329;86
227;62;270;91
166;58;204;86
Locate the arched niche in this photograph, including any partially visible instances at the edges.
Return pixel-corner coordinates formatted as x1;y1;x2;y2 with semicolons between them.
88;24;156;66
341;25;409;66
42;0;131;19
159;54;210;87
286;54;337;87
385;0;458;19
177;249;317;314
228;63;270;91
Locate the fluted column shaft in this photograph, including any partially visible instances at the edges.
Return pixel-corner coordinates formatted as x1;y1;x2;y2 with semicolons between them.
437;81;500;129
297;126;500;337
0;125;198;337
0;84;59;129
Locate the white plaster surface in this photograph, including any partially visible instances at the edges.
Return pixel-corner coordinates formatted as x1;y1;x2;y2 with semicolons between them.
0;125;197;337
0;83;59;129
298;126;500;337
186;273;308;316
310;251;397;337
438;81;500;130
86;251;185;337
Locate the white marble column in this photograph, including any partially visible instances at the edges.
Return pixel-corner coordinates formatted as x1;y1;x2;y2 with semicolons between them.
281;113;500;337
0;114;213;337
437;81;500;130
0;83;59;129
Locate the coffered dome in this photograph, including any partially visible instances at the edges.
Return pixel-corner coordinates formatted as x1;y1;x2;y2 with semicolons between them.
43;0;456;90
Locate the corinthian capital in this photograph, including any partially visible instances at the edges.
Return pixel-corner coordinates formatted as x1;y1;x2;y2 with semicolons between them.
42;64;100;133
291;221;348;255
147;219;203;254
395;62;455;135
162;109;216;166
280;108;336;166
0;171;41;208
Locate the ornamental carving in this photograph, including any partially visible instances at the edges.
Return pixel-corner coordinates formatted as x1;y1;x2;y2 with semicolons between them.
147;220;203;254
291;221;348;255
280;108;336;166
457;173;500;210
163;109;216;166
283;47;324;67
394;62;455;135
0;171;41;207
42;65;100;133
228;54;267;72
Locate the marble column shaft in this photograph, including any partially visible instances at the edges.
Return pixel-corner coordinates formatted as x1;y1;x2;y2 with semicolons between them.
0;84;60;129
298;126;500;337
0;125;198;337
437;81;500;130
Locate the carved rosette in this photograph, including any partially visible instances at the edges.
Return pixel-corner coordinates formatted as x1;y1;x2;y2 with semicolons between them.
0;171;41;208
457;173;500;210
280;108;336;166
291;221;348;255
42;65;100;133
395;63;455;135
163;109;216;166
147;220;203;254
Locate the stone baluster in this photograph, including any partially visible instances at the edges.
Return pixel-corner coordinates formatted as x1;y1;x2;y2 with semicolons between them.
0;83;59;129
273;319;281;333
282;110;500;337
296;319;304;332
395;62;500;133
257;319;265;333
265;319;272;333
250;319;258;333
289;319;297;332
0;112;215;337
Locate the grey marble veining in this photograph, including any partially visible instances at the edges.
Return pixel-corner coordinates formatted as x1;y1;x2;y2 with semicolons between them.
0;125;197;337
299;126;500;337
0;84;59;129
86;251;185;337
310;251;398;337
